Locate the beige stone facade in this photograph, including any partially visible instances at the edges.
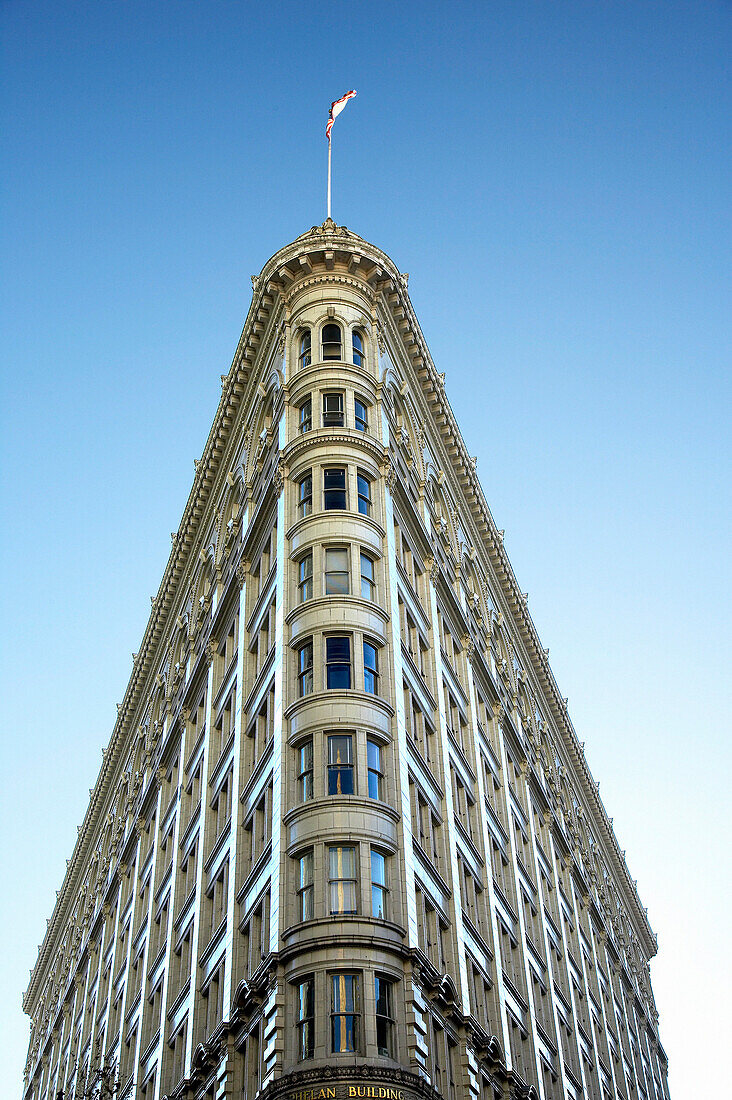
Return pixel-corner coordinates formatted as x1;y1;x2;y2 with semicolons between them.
22;222;669;1100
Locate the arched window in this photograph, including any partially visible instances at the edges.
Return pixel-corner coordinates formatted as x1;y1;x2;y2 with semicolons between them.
322;323;342;361
352;330;364;367
299;330;312;369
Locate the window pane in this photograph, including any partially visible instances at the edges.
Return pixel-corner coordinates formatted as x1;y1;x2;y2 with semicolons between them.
357;473;371;515
299;553;313;601
322;324;342;361
367;738;381;799
327;734;354;795
299;643;313;695
328;734;353;764
375;975;391;1016
364;643;378;694
325;547;350;595
328;765;354;795
331;881;357;914
299;331;311;368
352;332;364;367
329;845;356;878
354;398;368;431
299;741;313;801
299;474;312;516
324;467;347;510
299;399;312;432
375;976;393;1055
371;849;385;886
360;552;374;600
323;392;344;426
326;636;351;689
324;468;346;489
332;974;358;1052
298;978;314;1060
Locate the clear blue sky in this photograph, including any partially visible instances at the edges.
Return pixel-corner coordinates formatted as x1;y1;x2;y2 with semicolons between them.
2;2;729;1095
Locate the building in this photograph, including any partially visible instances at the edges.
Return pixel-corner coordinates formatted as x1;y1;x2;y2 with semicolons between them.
22;221;669;1100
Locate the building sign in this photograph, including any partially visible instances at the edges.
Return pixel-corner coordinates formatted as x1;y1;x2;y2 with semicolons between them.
286;1083;411;1100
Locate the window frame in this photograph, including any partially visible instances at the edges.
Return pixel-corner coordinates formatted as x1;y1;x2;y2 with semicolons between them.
327;733;354;796
326;635;352;689
299;396;312;433
298;329;312;369
298;739;313;802
324;466;347;510
298;641;314;696
331;973;359;1053
324;546;350;596
363;640;379;695
370;848;388;919
360;551;376;600
357;470;372;516
352;330;365;368
298;552;313;602
298;472;313;518
298;849;314;921
322;391;345;428
374;975;394;1056
328;845;358;915
322;323;343;361
367;738;383;800
296;976;315;1060
354;395;368;432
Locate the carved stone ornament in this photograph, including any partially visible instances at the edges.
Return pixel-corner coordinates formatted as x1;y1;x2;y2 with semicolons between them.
376;325;387;355
425;556;441;587
273;454;287;495
382;455;398;494
399;424;415;466
235;560;249;589
462;634;476;663
205;638;218;665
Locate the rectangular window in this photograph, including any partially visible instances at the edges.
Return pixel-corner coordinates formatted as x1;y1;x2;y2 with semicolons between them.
371;849;387;918
298;553;313;602
360;552;375;600
326;636;351;689
323;392;345;427
367;739;382;799
298;641;313;696
298;740;313;801
299;398;312;433
297;978;314;1060
363;641;378;694
324;467;347;509
331;974;359;1052
352;331;365;368
375;976;394;1055
325;547;350;595
357;471;371;516
327;734;354;795
354;397;368;432
298;850;314;920
329;846;357;914
298;473;313;517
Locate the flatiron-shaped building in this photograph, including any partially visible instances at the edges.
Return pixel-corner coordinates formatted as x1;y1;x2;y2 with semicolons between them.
22;222;669;1100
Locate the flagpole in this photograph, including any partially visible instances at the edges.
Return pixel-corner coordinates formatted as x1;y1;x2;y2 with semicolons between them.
327;137;332;220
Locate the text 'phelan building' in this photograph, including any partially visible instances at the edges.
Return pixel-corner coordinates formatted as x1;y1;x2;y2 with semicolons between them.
22;222;669;1100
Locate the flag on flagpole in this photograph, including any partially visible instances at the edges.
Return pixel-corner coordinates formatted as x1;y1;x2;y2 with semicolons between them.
326;90;357;141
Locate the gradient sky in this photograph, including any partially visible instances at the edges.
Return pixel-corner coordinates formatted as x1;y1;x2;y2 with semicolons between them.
1;2;729;1096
